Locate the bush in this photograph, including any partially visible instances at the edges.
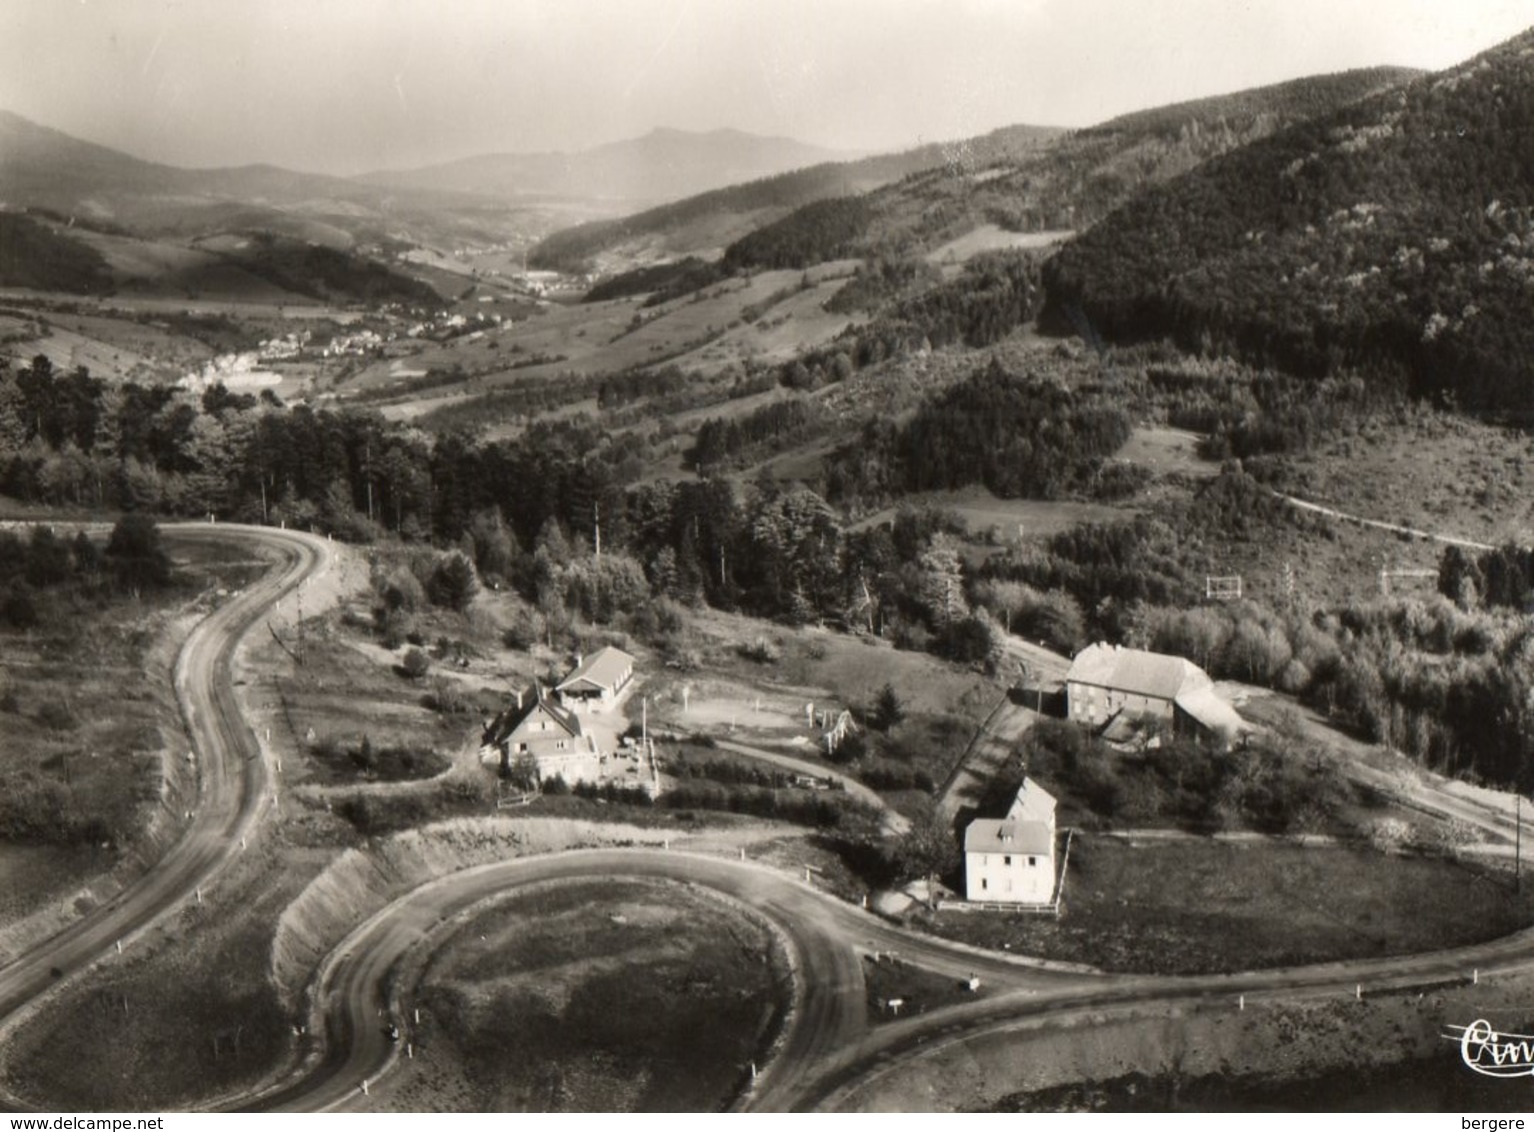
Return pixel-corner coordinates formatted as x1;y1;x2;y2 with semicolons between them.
399;647;431;679
737;637;781;664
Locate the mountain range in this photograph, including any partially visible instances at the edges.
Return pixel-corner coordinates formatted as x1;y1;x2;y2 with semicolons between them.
0;112;862;240
354;127;858;204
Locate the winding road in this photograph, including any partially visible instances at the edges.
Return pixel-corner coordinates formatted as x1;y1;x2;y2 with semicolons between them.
6;521;1534;1112
0;523;334;1080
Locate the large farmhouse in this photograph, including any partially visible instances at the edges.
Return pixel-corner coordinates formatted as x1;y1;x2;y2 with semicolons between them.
1065;643;1245;744
964;777;1058;903
555;645;636;713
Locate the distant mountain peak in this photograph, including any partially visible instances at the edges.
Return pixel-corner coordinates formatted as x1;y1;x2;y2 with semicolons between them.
356;126;859;207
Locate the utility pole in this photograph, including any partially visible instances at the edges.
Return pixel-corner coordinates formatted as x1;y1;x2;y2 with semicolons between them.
593;501;601;561
1517;794;1522;894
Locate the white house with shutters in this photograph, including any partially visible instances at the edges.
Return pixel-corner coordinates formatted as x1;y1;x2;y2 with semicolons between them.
964;777;1057;903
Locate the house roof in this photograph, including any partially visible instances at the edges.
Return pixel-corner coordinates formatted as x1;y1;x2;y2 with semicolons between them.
483;684;583;747
556;645;635;694
965;818;1054;857
1006;777;1057;825
1066;643;1211;702
1173;685;1248;738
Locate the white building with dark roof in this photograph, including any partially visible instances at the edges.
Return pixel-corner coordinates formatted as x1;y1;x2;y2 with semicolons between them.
964;777;1057;903
479;683;602;783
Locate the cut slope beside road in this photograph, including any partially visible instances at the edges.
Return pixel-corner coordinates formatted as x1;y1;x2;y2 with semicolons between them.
0;524;337;1100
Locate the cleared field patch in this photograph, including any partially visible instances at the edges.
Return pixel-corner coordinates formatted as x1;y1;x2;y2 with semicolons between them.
255;630;481;793
406;877;790;1111
918;836;1534;975
1117;426;1217;478
926;224;1074;267
851;485;1133;543
1279;410;1534;551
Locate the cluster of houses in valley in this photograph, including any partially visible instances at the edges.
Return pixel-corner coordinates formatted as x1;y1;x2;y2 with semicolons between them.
478;646;657;794
962;643;1247;908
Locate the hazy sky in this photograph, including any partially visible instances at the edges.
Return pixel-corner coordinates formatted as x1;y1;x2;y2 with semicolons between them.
4;0;1534;175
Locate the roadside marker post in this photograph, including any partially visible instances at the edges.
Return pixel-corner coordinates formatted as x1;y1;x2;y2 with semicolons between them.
1474;968;1479;985
1355;984;1362;1001
115;939;122;955
361;1079;369;1097
1239;994;1244;1012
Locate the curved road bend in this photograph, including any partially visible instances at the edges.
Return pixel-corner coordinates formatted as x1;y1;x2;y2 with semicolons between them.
247;848;1088;1113
259;845;1534;1114
0;524;332;1053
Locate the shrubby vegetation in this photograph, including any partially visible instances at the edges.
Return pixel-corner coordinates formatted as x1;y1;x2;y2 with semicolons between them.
825;359;1131;505
1020;719;1348;833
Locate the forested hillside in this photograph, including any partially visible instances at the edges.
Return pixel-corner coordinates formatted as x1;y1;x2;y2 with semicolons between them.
740;67;1416;265
0;213;113;293
1044;31;1534;409
528;125;1063;272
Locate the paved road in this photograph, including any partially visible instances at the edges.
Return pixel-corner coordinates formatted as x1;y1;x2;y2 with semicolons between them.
13;522;1534;1113
0;524;333;1070
244;847;1089;1113
247;840;1534;1113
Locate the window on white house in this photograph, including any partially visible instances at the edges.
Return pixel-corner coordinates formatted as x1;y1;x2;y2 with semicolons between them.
1028;856;1037;866
1003;855;1012;866
981;878;988;891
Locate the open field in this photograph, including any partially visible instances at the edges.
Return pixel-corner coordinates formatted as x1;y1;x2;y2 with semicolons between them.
395;876;789;1111
357;263;862;419
849;486;1133;545
1116;426;1217;479
916;837;1534;975
1;841;331;1110
1276;408;1534;551
925;224;1074;268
